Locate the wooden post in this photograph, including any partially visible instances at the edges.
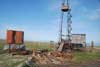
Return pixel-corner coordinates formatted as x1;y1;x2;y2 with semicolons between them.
90;41;94;52
9;44;11;53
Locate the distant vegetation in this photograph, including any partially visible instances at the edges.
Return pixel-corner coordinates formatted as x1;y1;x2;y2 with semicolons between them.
25;41;55;51
0;39;55;51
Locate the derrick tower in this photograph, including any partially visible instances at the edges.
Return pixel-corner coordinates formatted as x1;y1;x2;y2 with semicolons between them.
58;0;72;52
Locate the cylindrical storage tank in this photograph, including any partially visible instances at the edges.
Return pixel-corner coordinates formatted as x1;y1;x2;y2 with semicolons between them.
15;31;24;44
6;30;16;44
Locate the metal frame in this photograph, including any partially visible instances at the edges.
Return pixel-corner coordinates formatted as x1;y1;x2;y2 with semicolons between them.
58;0;72;51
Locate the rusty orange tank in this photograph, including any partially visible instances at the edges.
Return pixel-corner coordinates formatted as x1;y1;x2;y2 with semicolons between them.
6;30;16;44
15;31;24;44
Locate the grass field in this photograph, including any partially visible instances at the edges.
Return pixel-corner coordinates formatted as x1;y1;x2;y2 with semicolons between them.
74;51;100;63
0;39;100;67
25;41;54;51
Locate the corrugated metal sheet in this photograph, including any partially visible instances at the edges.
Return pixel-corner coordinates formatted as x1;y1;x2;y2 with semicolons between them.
6;30;16;44
15;31;24;44
72;34;86;45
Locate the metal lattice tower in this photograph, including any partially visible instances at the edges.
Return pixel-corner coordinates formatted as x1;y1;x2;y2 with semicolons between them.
58;0;72;51
67;0;72;49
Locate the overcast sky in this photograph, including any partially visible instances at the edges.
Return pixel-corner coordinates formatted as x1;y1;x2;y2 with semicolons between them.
0;0;100;43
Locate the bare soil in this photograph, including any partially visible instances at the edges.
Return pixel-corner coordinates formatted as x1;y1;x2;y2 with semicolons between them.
37;60;100;67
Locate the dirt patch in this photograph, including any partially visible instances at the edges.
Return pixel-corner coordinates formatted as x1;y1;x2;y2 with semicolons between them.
36;60;100;67
0;61;3;64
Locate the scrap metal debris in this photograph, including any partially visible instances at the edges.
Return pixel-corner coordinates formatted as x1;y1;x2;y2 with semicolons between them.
26;49;74;65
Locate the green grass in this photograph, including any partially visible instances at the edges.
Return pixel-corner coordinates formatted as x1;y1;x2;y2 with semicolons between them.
0;39;6;54
0;53;27;67
74;51;100;63
25;41;54;51
0;39;54;52
0;39;5;50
